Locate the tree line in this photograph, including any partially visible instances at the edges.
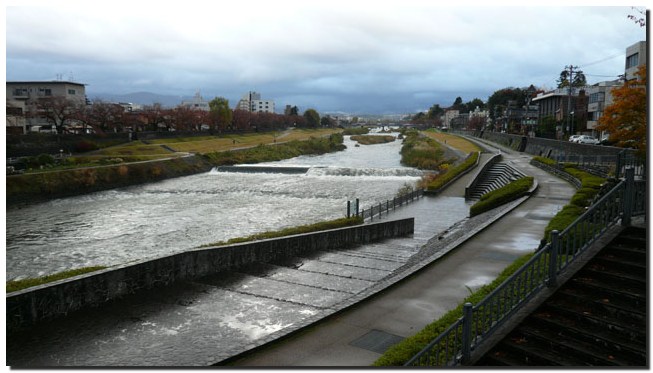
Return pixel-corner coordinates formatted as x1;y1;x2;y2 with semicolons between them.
16;96;336;135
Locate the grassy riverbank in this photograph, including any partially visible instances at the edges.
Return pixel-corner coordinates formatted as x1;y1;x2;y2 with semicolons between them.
7;130;346;206
202;133;345;165
399;130;451;170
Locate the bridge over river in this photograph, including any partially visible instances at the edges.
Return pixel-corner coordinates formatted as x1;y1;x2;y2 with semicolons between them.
7;135;576;366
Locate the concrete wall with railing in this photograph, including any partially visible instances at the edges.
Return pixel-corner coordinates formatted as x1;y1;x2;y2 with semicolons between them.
7;218;414;333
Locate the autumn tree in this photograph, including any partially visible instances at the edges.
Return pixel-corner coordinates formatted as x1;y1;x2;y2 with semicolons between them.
596;64;646;154
85;99;124;132
33;96;84;134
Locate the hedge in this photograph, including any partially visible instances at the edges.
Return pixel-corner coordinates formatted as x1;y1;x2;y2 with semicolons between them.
469;177;534;216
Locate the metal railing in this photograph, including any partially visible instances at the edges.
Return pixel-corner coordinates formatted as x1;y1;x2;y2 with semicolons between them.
348;189;424;221
405;168;644;366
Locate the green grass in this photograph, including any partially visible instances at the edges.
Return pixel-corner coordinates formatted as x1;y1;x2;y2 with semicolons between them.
350;135;395;145
202;133;345;166
201;216;364;247
7;266;107;293
400;130;448;170
470;177;534;216
342;127;370;135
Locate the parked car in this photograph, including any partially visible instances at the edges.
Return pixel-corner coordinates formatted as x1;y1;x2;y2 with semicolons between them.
569;135;581;143
576;135;600;145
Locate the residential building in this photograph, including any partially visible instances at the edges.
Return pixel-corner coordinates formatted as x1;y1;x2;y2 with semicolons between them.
625;41;646;81
236;91;275;113
442;109;459;128
532;87;588;137
585;80;621;134
6;80;88;133
180;91;210;111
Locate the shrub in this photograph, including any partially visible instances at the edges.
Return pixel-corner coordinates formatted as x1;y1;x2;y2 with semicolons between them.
425;152;479;192
74;140;99;153
470;177;534;216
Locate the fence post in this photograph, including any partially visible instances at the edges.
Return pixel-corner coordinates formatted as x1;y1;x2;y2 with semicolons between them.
547;231;559;288
347;200;351;218
356;198;360;217
615;150;624;179
622;167;634;227
461;302;473;365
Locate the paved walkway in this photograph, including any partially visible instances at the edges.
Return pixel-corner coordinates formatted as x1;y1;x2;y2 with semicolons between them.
228;139;577;367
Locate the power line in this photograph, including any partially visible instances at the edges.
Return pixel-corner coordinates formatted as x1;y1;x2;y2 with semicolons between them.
579;53;624;68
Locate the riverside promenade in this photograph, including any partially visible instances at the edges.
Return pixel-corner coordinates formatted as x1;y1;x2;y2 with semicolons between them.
7;138;576;367
228;138;577;366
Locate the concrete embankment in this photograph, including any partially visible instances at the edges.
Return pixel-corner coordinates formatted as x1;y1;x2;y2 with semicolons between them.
7;218;414;334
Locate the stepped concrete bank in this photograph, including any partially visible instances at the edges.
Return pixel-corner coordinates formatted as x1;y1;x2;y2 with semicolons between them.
6;218;414;334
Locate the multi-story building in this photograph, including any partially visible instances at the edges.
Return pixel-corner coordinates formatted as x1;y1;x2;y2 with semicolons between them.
625;41;646;81
236;91;275;113
532;87;588;137
180;91;210;111
584;40;646;137
6;80;88;133
585;80;621;135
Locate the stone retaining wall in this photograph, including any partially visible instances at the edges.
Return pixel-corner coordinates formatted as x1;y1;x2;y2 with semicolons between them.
6;218;414;333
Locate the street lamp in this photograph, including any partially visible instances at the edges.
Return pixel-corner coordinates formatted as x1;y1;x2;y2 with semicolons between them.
570;111;575;135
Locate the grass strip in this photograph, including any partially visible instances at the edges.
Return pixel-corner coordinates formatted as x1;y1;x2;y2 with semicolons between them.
201;216;364;247
7;266;107;293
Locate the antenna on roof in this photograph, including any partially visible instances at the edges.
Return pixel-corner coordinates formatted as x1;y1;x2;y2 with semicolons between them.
56;73;63;81
68;71;74;82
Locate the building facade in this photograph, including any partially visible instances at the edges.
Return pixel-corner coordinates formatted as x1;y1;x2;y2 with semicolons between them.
180;91;210;111
6;81;88;133
236;91;275;113
625;41;646;81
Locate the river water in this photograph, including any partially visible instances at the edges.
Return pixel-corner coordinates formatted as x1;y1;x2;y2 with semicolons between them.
6;132;436;281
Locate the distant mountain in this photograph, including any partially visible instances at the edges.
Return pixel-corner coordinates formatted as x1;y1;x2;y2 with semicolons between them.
89;91;190;107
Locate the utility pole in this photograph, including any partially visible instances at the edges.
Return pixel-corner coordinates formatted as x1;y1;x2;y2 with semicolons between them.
565;65;578;135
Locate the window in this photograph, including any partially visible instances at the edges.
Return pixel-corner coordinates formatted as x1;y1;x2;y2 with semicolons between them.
68;89;76;95
626;53;639;69
589;92;604;104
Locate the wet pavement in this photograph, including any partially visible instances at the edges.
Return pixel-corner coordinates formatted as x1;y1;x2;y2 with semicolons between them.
7;140;577;367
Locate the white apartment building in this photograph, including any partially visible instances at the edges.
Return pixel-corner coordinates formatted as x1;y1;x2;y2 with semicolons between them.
180;91;210;111
236;91;275;113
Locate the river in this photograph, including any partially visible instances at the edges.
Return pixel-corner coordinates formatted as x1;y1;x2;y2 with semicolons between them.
6;132;435;281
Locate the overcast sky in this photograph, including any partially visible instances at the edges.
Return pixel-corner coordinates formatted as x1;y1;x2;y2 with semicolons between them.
5;1;648;114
